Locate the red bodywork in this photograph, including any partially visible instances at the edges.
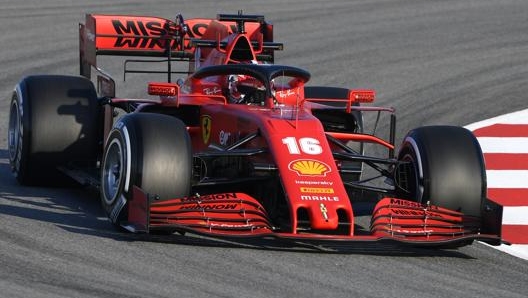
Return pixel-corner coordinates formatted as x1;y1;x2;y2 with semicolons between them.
80;13;502;247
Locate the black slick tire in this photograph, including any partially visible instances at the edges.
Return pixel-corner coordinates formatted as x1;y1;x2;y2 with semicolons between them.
8;75;101;186
100;113;192;226
397;125;486;218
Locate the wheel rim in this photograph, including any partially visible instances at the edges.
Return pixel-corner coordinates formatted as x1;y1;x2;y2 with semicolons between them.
102;139;124;205
398;152;422;202
8;99;21;167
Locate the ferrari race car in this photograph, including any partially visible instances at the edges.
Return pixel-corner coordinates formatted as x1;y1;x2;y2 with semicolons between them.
7;12;504;247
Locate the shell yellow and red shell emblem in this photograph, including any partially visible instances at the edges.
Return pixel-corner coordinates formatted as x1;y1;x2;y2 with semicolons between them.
288;159;331;177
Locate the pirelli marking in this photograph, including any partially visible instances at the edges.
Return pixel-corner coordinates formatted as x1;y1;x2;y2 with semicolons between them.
300;187;334;194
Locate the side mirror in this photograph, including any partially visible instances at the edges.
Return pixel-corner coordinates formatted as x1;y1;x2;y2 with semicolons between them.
148;82;179;97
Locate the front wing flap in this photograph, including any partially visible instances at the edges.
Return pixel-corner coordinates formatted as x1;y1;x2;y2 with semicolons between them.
371;198;481;240
123;187;502;247
123;187;274;236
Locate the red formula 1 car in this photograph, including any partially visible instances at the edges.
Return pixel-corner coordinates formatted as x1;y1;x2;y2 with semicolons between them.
8;12;503;247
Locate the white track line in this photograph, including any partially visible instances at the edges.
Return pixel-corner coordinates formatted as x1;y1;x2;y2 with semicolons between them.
502;207;528;225
478;137;528;153
465;108;528;130
486;170;528;189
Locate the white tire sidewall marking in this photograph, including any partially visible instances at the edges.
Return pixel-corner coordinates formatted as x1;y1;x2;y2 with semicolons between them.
404;136;425;201
122;125;132;193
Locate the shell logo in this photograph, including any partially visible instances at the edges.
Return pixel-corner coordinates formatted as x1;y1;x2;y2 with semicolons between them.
288;159;331;177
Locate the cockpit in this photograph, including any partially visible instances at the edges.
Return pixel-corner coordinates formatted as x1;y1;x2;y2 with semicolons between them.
183;64;311;107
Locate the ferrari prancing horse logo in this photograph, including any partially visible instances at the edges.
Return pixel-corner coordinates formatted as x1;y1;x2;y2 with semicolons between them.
201;115;212;144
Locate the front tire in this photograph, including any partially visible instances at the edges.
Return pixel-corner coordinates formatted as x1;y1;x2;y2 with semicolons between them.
396;126;486;218
100;113;192;226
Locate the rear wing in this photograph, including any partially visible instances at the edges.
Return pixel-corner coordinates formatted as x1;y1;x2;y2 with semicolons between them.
79;13;281;80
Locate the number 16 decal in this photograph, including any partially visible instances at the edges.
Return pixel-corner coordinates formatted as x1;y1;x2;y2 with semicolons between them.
282;137;322;155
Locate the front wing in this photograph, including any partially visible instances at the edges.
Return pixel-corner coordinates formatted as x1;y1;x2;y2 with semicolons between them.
122;187;503;247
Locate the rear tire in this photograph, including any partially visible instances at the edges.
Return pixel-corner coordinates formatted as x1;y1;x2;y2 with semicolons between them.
100;113;192;226
8;75;101;186
396;126;486;217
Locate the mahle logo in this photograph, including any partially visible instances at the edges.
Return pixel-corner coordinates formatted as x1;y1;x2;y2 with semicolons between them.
288;159;331;177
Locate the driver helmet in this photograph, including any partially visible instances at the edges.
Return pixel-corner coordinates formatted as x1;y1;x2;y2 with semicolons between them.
227;74;266;104
227;75;244;103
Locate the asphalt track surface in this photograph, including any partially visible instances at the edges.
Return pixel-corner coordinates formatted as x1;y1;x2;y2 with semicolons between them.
1;1;527;297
